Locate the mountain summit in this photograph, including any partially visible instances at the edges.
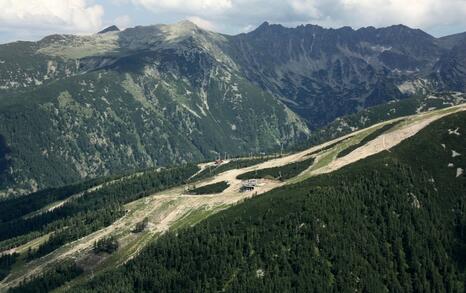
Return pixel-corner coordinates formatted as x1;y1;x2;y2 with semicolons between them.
98;25;120;34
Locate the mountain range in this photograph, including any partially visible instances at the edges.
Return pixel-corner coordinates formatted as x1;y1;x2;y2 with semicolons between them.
0;20;465;194
0;19;466;292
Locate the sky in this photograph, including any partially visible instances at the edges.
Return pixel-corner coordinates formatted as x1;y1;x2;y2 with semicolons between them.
0;0;465;43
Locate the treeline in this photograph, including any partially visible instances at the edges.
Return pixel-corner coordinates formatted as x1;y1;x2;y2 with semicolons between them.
94;236;119;254
72;159;466;292
188;181;229;195
287;93;437;154
27;208;124;260
237;157;314;181
304;139;347;157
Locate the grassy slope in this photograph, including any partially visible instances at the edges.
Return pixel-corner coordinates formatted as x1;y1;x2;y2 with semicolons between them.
71;111;466;292
0;54;309;194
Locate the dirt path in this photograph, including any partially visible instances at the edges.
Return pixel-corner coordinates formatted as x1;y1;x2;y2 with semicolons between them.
310;104;466;175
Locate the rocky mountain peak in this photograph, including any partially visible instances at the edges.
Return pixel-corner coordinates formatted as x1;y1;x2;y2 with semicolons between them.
257;21;270;29
174;20;199;30
161;20;201;38
252;21;286;33
98;25;120;34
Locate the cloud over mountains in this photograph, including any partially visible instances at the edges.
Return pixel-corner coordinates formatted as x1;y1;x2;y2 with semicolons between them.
0;0;465;42
0;0;103;33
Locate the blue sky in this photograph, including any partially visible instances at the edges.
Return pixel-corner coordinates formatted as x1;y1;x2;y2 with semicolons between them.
0;0;465;44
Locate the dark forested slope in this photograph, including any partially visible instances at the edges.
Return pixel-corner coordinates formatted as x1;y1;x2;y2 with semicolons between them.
57;111;466;292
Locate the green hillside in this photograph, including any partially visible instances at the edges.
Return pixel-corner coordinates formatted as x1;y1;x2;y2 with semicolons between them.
0;106;465;292
54;110;465;292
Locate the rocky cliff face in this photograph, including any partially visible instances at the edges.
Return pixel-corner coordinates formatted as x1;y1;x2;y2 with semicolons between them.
0;20;464;194
226;22;465;127
432;38;466;92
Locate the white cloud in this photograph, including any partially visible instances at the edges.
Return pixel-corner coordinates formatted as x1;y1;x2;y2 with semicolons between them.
1;0;465;43
133;0;232;14
114;15;131;29
281;0;466;31
0;0;104;33
322;0;466;29
241;25;255;33
187;16;216;31
289;0;321;19
129;0;466;35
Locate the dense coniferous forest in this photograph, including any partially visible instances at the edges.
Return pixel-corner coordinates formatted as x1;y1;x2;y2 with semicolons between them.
26;208;124;260
9;262;82;293
47;111;463;292
0;176;120;224
0;253;17;281
237;158;315;181
0;164;199;245
5;112;466;292
93;236;119;254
